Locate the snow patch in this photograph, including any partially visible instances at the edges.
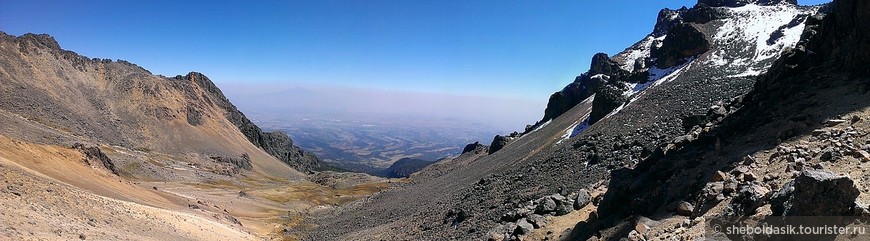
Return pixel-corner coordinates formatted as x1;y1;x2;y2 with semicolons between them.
727;67;764;78
558;116;590;145
715;4;814;64
570;118;590;138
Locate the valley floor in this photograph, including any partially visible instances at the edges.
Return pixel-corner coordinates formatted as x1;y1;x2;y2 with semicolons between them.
0;134;389;240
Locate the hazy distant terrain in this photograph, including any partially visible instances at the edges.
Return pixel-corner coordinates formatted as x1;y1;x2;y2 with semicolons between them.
243;109;499;174
223;84;540;175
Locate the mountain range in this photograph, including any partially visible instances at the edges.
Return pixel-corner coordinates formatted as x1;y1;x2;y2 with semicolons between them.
2;0;868;240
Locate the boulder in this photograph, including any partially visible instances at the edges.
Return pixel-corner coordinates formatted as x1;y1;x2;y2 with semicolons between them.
535;197;557;214
702;182;725;200
726;184;770;216
819;147;841;162
575;190;592;210
711;171;728;182
487;224;511;241
555;201;573;216
514;218;534;235
676;201;694;216
770;170;859;216
527;214;547;228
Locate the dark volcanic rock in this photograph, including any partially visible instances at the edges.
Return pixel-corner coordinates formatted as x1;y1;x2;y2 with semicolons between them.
590;53;630;81
535;197;557;215
488;135;510;155
653;8;684;37
72;143;119;175
770;170;859;216
683;3;727;24
725;184;770;216
653;23;710;69
589;85;627;124
462;141;488;154
675;201;694;216
541;52;632;123
542;74;602;122
261;131;323;173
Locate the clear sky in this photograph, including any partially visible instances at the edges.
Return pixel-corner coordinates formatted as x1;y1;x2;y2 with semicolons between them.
1;0;831;102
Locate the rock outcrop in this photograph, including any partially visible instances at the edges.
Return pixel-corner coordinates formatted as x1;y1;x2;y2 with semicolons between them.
589;85;627;124
652;23;710;69
209;154;253;176
462;141;488;154
72;143;119;175
488;135;511;154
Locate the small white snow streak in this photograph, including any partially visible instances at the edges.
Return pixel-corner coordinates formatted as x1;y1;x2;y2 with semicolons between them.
622;58;692;98
728;68;764;78
590;74;608;80
607;57;696;120
652;57;695;86
556;96;595;144
616;35;666;72
558;116;590;144
528;120;551;134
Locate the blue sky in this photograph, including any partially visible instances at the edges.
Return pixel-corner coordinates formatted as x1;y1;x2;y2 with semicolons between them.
1;0;830;101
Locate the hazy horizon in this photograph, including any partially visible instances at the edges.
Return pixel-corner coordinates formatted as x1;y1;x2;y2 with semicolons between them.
220;82;546;132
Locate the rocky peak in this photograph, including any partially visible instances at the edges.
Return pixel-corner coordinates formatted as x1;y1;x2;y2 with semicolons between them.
181;71;224;98
653;8;684;37
698;0;796;7
17;33;61;50
589;53;616;75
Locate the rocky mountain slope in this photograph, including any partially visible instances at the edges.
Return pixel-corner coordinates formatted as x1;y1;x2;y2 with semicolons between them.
302;0;840;240
585;0;870;239
0;32;384;240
